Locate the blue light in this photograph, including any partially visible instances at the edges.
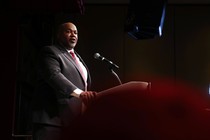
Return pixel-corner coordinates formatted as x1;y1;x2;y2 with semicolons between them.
159;2;166;37
209;85;210;95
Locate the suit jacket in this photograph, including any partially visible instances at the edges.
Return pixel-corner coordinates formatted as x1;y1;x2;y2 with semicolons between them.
32;44;91;127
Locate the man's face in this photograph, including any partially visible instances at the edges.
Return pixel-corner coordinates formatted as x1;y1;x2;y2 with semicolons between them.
57;22;78;49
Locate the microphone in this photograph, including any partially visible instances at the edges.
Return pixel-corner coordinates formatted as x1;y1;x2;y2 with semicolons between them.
94;53;119;69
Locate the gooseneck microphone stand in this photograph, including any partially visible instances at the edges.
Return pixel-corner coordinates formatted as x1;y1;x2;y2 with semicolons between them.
94;53;122;85
108;65;122;85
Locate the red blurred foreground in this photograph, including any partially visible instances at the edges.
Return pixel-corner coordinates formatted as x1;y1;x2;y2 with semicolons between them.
63;79;210;140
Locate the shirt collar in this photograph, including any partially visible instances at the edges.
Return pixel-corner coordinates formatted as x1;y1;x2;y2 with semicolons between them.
67;49;74;53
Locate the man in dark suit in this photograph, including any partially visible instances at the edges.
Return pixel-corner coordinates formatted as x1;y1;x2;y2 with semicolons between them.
32;22;97;140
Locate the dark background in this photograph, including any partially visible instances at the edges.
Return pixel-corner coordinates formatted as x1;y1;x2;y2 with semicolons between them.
2;0;210;139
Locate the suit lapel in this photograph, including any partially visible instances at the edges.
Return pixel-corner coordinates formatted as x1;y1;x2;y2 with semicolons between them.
63;50;90;86
63;51;81;74
57;45;91;89
74;51;91;88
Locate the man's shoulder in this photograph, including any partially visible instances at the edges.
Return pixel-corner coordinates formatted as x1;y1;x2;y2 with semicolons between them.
39;45;68;58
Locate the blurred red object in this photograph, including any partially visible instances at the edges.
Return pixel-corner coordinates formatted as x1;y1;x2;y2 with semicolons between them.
63;79;210;140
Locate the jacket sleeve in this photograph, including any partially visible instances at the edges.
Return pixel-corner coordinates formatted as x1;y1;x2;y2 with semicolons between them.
38;46;78;98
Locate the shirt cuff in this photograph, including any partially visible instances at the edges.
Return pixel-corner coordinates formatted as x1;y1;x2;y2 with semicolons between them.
71;88;83;98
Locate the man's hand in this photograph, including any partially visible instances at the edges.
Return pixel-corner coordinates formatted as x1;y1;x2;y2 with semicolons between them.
79;91;97;106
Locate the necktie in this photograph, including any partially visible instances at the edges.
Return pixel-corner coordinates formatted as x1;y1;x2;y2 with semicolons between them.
70;51;87;91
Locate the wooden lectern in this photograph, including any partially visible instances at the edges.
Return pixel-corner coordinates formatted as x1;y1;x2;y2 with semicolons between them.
97;81;151;97
69;81;153;140
81;81;151;113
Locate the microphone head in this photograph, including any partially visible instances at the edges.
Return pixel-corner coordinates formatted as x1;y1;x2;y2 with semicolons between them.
94;53;100;59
